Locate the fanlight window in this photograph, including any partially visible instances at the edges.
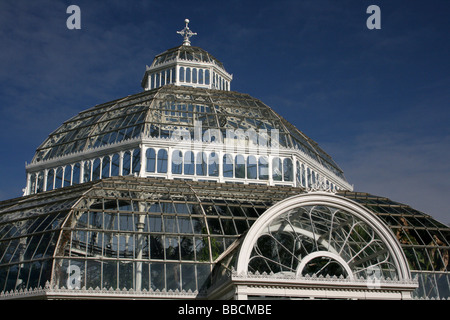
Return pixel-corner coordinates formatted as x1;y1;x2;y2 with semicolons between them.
248;204;399;280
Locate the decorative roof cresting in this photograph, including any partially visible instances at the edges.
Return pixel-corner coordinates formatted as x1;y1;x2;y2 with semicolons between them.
177;19;197;46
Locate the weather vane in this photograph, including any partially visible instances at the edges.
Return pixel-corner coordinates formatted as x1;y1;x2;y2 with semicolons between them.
177;19;197;46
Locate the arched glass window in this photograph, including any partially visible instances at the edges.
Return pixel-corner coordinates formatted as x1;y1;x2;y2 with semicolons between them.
171;67;176;83
111;154;120;176
172;150;183;174
192;68;197;84
179;67;185;82
46;169;55;191
123;151;131;175
161;70;166;86
92;158;101;181
199;69;204;84
272;157;283;181
36;172;44;193
151;73;156;89
223;154;234;178
247;156;257;179
258;156;269;180
205;69;210;85
83;161;91;183
156;72;160;88
73;163;81;185
146;148;156;173
55;167;63;189
102;156;111;178
311;170;316;186
196;152;207;176
208;152;219;177
301;164;306;187
184;151;195;175
283;158;293;181
296;161;301;186
235;155;245;179
157;149;168;173
29;174;36;194
64;165;72;187
243;196;403;282
132;148;141;174
186;68;191;83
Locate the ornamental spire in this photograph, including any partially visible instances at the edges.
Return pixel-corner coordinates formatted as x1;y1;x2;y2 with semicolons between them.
177;19;197;46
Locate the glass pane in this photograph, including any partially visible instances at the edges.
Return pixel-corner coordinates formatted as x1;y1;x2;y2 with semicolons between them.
235;155;245;179
172;150;183;174
157;149;168;173
102;156;111;178
283;158;293;181
146;148;156;173
132;148;141;174
184;151;195;175
247;156;257;179
196;152;207;176
208;152;219;176
223;154;233;178
258;156;269;180
123;152;131;175
272;157;282;181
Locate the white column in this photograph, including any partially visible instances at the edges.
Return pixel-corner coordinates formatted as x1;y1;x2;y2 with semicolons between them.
139;145;146;177
167;147;172;179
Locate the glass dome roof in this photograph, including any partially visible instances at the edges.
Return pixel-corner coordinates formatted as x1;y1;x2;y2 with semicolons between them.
0;177;448;299
151;45;226;71
31;85;346;180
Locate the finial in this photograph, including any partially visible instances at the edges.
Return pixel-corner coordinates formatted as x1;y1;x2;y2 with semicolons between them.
177;19;197;46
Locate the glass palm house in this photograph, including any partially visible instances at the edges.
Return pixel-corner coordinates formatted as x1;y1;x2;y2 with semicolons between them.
0;20;448;300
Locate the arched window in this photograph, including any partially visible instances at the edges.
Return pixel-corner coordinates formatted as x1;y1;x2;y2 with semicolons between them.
199;69;204;84
46;169;55;191
172;150;183;174
73;163;81;185
272;157;282;181
171;67;176;83
184;151;195;175
196;152;207;176
205;69;210;85
223;154;233;178
54;167;63;189
29;174;37;194
235;155;245;179
186;68;191;83
157;149;168;173
146;148;156;173
36;172;44;193
237;194;408;285
301;163;306;187
283;158;293;181
102;156;111;178
92;158;101;181
179;67;185;82
247;156;257;179
258;156;269;180
161;70;166;86
132;148;141;174
83;161;92;183
296;161;301;186
192;68;197;84
123;152;131;175
208;152;219;177
64;165;72;187
111;154;120;176
156;72;160;88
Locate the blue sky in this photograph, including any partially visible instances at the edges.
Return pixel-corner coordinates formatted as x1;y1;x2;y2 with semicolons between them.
0;0;449;224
